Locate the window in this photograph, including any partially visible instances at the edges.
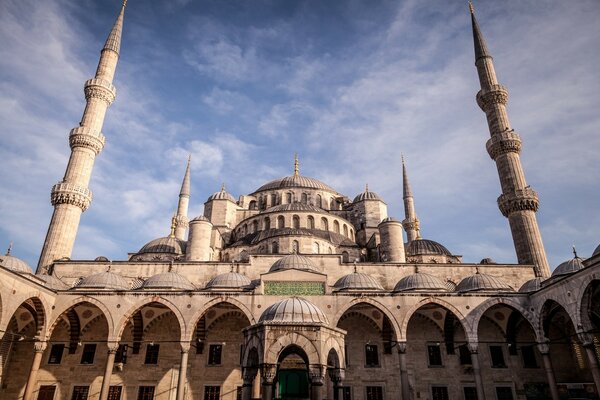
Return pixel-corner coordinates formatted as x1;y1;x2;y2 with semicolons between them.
236;387;243;400
108;386;123;400
432;386;449;400
342;251;350;263
316;195;322;208
271;194;277;206
313;242;320;254
264;217;270;230
286;193;292;204
37;386;56;400
463;387;477;400
144;344;160;364
365;344;379;367
489;345;506;368
321;217;329;230
208;344;222;365
71;386;89;400
459;344;472;365
115;344;128;364
137;386;155;400
345;345;349;366
301;193;308;204
427;344;443;367
341;387;352;400
307;216;315;229
204;386;221;400
293;215;300;229
366;386;383;400
495;387;514;400
334;220;340;233
343;225;348;237
48;344;64;364
80;344;96;364
292;240;299;253
252;220;258;233
271;241;279;254
521;345;538;368
277;216;285;229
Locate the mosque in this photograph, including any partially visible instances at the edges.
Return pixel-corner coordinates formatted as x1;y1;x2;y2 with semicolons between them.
0;2;599;400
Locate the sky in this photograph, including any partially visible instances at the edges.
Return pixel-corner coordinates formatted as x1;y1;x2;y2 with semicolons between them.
0;0;599;272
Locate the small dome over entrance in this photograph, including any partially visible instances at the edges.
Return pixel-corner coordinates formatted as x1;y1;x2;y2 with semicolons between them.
259;297;328;324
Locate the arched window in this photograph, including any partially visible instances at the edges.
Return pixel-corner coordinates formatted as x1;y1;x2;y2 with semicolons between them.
307;216;315;229
252;220;259;233
321;217;329;231
277;216;285;229
292;240;299;253
293;215;300;229
342;251;349;263
316;195;322;208
249;200;257;210
330;198;336;210
343;224;348;237
350;229;354;240
264;217;271;230
271;193;278;206
333;220;340;234
313;242;320;254
301;193;308;204
286;192;293;204
242;224;247;236
272;242;279;254
328;247;333;254
239;250;249;262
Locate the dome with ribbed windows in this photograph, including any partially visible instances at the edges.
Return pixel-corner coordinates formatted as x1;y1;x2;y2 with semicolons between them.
207;185;237;202
406;239;452;256
269;253;319;273
334;272;384;291
456;272;513;293
75;271;129;290
259;297;328;324
205;272;252;290
393;272;449;292
142;271;195;290
138;236;186;255
353;186;382;203
254;175;338;194
0;253;32;274
552;256;585;277
266;203;323;213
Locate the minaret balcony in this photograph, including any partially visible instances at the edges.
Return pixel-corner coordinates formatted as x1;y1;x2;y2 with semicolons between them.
51;182;93;211
486;130;522;159
497;188;539;217
476;84;508;110
69;127;106;155
84;78;117;105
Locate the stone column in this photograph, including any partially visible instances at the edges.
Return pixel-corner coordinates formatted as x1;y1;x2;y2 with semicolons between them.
253;369;261;399
176;343;191;400
242;367;258;400
397;342;410;400
328;368;345;400
309;365;325;400
468;342;486;400
261;364;276;400
579;334;600;393
23;341;47;400
99;342;120;400
537;342;559;400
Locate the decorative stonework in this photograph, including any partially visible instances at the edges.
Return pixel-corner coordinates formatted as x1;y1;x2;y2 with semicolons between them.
486;130;522;160
264;281;325;296
476;84;508;110
175;214;189;229
51;182;93;211
69;127;106;155
84;78;117;105
497;188;539;217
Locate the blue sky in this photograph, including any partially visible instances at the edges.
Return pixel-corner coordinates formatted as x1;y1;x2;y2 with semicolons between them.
1;0;599;271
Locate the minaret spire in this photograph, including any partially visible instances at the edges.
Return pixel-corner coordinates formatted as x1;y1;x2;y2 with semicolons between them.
470;5;550;277
401;157;420;242
37;4;126;273
174;156;191;240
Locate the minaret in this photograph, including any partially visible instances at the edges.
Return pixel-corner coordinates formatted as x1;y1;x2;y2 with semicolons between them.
37;2;127;273
401;157;421;242
294;153;299;176
470;3;550;277
174;156;191;240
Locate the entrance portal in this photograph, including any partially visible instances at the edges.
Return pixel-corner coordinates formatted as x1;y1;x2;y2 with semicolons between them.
276;347;310;400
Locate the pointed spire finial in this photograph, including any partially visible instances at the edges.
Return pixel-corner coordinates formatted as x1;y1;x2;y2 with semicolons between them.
469;1;474;14
6;242;13;256
294;153;299;176
573;245;578;259
168;261;173;273
123;0;127;7
402;157;413;198
414;265;419;274
469;0;491;61
221;183;226;192
353;260;358;273
179;156;191;197
103;0;126;55
365;183;369;193
169;215;177;238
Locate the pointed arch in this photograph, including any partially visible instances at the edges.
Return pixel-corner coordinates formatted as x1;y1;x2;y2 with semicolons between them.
400;298;470;341
265;331;320;365
184;297;255;342
332;298;401;341
48;296;114;341
115;297;185;342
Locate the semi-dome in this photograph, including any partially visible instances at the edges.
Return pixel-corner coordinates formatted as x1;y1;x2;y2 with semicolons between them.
259;297;328;324
406;239;452;256
254;175;338;194
552;256;585;277
142;271;195;290
138;236;186;255
393;272;449;292
205;272;252;290
76;271;129;290
0;253;32;274
266;203;323;213
207;186;237;203
269;253;319;273
334;272;384;291
353;186;382;203
456;272;513;293
519;278;542;293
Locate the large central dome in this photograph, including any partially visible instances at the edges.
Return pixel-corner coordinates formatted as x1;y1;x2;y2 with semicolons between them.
253;175;338;194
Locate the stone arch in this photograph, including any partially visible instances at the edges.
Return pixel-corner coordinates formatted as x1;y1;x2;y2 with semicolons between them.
1;293;51;340
265;331;320;365
243;333;264;366
577;277;600;333
185;298;255;342
539;298;576;340
116;297;185;341
332;298;401;341
400;298;470;341
323;336;345;368
48;296;114;340
467;297;541;343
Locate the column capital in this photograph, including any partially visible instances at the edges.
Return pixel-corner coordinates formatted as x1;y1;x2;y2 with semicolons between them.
467;342;479;354
395;341;408;354
536;341;550;355
243;367;258;383
577;332;596;348
327;367;345;383
33;341;48;353
261;363;277;385
180;342;191;353
107;341;120;353
308;365;326;385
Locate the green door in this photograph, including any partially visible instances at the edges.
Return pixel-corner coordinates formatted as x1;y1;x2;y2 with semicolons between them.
277;369;310;400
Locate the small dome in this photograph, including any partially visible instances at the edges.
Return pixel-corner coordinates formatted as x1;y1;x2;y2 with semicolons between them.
394;272;449;292
191;215;210;222
142;271;195;290
0;254;32;274
456;272;513;293
593;244;600;257
334;272;384;291
519;278;542;293
207;186;237;203
552;256;585;277
259;297;328;324
353;187;382;203
479;258;496;264
138;236;186;255
39;274;68;290
379;217;400;224
266;203;323;213
406;239;452;256
206;272;252;290
254;175;337;194
269;254;318;273
76;271;129;290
